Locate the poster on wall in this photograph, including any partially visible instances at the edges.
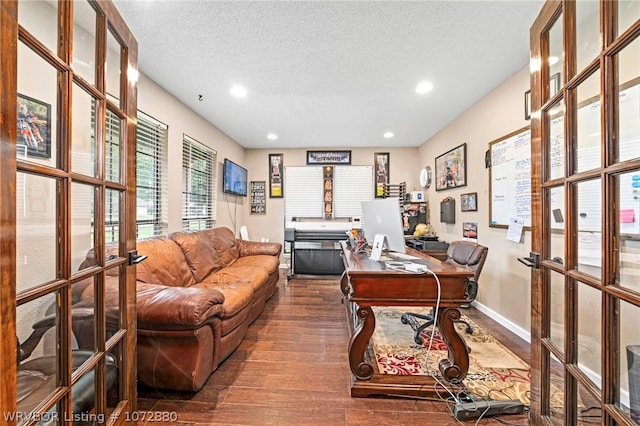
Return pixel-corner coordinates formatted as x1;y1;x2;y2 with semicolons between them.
269;154;283;198
374;152;389;198
17;93;52;158
462;221;478;240
250;181;266;214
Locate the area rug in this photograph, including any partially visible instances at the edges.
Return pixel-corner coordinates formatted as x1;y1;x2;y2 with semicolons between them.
371;306;533;404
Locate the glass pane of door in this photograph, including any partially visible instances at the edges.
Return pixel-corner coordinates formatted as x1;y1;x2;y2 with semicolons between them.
575;0;599;73
575;71;601;174
617;36;640;163
72;0;97;86
16;173;58;293
18;0;58;54
549;270;565;354
576;179;602;277
577;282;602;390
617;170;640;294
548;101;565;181
17;42;58;167
72;85;97;177
619;299;640;423
548;15;563;98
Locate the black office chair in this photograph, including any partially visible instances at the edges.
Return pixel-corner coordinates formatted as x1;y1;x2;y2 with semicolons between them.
17;310;118;425
400;240;488;345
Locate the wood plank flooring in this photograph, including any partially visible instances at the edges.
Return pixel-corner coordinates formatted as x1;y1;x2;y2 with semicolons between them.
138;272;531;425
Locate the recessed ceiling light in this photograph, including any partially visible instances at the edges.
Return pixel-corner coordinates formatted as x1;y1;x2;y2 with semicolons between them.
230;85;247;98
267;133;278;140
415;81;434;94
383;132;394;138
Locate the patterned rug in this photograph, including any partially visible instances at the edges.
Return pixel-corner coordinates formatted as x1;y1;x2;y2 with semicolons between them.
371;307;532;404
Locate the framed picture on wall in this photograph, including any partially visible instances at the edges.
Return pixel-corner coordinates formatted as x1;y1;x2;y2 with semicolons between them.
460;192;477;212
374;152;389;198
269;153;283;198
435;143;467;191
17;93;52;159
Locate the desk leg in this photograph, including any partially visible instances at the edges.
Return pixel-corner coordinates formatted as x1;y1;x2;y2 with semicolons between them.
437;308;469;383
348;306;375;380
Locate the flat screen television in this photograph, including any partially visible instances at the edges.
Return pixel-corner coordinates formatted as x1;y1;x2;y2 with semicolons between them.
222;158;248;197
361;198;406;253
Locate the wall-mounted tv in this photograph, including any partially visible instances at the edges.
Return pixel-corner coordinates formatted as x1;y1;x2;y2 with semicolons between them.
222;158;248;197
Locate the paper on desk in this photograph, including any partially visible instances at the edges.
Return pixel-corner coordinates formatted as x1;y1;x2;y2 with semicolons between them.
506;217;524;243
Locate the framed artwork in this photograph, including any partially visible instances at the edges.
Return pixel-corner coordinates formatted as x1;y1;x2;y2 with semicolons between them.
461;192;478;212
269;153;283;198
306;150;351;165
17;93;52;158
524;90;532;120
250;181;266;214
463;221;478;239
435;143;467;191
374;152;390;198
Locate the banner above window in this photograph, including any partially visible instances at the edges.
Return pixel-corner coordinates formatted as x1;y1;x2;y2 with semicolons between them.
306;150;351;165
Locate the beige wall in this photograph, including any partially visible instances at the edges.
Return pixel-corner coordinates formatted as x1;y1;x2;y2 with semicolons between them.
243;148;421;244
137;74;247;233
418;65;533;337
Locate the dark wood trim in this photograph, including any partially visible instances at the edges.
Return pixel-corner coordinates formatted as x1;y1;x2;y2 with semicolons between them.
0;0;18;420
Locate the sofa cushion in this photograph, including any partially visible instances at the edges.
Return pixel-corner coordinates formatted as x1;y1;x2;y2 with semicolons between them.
202;227;241;269
202;266;270;293
193;281;254;319
170;231;219;283
232;255;280;275
135;237;195;287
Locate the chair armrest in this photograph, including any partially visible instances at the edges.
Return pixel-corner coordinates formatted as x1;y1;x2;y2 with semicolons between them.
19;308;96;362
237;239;282;257
136;283;225;330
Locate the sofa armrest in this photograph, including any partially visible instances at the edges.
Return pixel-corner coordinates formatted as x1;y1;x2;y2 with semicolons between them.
136;283;225;330
237;239;282;257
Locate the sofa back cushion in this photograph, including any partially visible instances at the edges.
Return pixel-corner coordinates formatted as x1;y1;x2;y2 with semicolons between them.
136;237;195;287
201;227;241;269
170;231;220;283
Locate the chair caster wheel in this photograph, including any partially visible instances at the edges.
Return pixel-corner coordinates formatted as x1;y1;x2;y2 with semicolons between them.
414;336;424;345
465;326;473;334
400;313;410;324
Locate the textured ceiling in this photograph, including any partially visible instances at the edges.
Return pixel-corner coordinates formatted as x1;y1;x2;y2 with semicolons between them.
113;0;543;149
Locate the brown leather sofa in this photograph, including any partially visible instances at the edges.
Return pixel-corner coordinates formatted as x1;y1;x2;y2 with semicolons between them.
74;227;282;392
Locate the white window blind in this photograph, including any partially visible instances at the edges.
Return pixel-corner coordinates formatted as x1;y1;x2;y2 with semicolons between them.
182;135;217;230
334;165;373;219
136;111;168;237
284;166;323;222
284;165;374;222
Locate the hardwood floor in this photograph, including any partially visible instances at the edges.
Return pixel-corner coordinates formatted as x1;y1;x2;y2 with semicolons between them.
138;272;531;425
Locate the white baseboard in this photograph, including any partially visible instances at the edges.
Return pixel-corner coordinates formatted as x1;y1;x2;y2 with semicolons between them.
279;263;289;269
471;300;531;344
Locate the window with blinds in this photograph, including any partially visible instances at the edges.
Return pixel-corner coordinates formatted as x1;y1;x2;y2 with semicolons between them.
182;135;217;230
284;166;324;222
284;165;373;222
334;165;373;218
103;109;169;240
136;112;168;237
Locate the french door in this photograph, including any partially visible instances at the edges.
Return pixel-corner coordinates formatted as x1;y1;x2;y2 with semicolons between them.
529;1;640;424
0;0;138;424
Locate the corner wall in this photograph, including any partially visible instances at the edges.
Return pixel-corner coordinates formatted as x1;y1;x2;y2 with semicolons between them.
418;65;533;338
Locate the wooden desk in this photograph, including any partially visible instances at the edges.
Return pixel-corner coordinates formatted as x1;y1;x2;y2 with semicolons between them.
340;242;475;398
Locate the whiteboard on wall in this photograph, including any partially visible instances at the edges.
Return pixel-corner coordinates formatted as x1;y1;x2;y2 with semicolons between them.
489;127;532;228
